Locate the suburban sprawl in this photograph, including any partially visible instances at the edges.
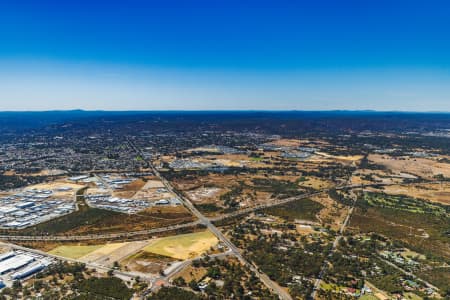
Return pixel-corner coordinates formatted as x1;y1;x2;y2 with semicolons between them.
0;111;448;300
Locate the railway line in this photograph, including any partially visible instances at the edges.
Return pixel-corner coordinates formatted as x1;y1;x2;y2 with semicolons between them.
0;182;429;242
128;138;293;300
1;140;442;299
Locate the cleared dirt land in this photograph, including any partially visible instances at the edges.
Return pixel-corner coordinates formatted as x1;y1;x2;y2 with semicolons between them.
24;181;85;199
121;251;174;274
48;241;150;268
142;230;218;260
79;241;150;267
369;154;450;179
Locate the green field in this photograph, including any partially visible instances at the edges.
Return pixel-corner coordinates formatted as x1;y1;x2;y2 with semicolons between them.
250;156;263;162
352;192;450;261
403;293;423;300
48;244;103;259
320;282;347;292
359;295;379;300
143;230;218;259
363;192;448;216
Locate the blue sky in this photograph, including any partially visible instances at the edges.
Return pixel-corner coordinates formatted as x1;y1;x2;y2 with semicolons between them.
0;0;449;111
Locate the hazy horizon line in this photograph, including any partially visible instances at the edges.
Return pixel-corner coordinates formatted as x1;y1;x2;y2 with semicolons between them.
0;109;450;114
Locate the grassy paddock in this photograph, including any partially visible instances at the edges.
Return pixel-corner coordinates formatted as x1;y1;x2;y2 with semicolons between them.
143;230;218;259
48;244;103;259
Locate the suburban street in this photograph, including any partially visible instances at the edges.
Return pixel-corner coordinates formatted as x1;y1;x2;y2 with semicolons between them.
141;142;294;300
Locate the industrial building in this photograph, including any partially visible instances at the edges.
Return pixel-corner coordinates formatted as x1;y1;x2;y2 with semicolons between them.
85;194;182;214
0;251;53;287
0;189;76;229
0;252;15;262
11;262;48;280
0;254;35;275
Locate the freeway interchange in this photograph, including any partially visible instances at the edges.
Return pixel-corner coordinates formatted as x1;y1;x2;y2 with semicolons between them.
0;136;443;300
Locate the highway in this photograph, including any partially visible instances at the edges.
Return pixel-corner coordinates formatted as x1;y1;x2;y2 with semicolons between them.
0;181;430;243
0;190;324;242
150;157;293;299
0;221;201;241
1;138;443;300
127;138;293;300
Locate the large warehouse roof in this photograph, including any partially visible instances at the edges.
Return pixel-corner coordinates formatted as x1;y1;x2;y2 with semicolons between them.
0;254;34;274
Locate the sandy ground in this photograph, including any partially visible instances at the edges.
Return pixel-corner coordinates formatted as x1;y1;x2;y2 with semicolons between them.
186;187;223;202
0;246;10;254
184;146;221;153
141;180;165;189
86;177;175;203
197;153;273;168
316;152;363;163
365;281;390;300
85;187;110;195
265;139;311;147
80;241;151;267
24;181;85;198
131;179;174;200
132;188;173;201
369;154;450;179
296;225;318;235
79;243;128;263
35;169;68;176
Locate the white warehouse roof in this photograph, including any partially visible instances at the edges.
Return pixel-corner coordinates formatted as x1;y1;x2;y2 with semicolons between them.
0;254;34;274
0;252;15;262
0;206;18;214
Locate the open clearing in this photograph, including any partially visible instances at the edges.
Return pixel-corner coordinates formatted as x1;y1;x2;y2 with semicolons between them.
369;182;450;205
80;241;149;267
176;264;208;282
316;152;363;163
78;242;126;261
121;251;174;274
47;241;150;266
24;181;85;198
48;244;103;259
142;230;218;260
369;154;450;179
359;295;381;300
297;176;334;190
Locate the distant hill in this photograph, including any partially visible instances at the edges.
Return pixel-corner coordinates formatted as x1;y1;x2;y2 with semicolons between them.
0;110;449;134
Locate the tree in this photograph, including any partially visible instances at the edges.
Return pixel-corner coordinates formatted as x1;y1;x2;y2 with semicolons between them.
12;280;22;291
189;279;199;291
172;277;186;286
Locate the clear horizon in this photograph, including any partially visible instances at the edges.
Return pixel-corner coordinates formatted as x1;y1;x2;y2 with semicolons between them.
1;1;449;111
